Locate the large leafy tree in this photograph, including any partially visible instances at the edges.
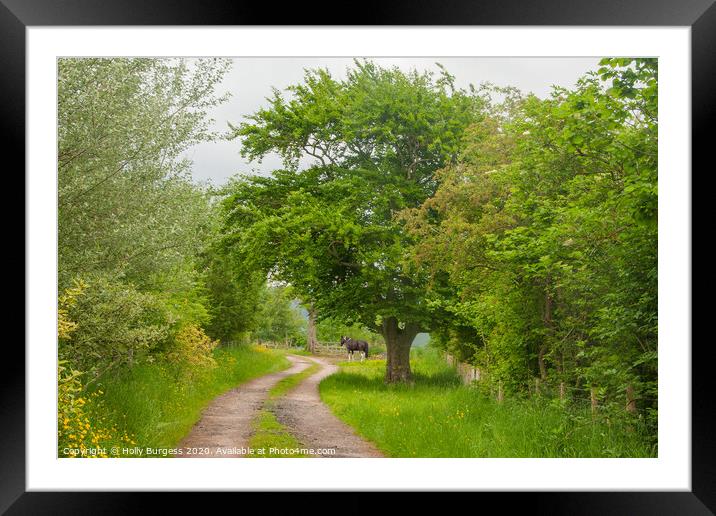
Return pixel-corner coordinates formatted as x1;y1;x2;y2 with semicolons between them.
222;61;482;381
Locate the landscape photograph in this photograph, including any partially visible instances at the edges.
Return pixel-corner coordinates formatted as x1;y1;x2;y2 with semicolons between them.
57;56;658;459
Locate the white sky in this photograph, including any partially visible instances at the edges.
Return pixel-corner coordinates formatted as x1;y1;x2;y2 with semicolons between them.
186;57;601;186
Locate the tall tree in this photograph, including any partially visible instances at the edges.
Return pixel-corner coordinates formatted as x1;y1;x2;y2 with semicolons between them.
58;58;230;290
222;61;481;381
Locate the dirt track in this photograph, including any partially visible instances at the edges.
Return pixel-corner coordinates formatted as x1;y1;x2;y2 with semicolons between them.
176;355;311;457
176;354;383;458
273;356;384;458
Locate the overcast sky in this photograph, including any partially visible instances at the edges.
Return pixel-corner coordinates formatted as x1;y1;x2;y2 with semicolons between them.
185;57;601;186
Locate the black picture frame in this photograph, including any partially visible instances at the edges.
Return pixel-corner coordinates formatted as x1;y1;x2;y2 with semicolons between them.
5;0;711;513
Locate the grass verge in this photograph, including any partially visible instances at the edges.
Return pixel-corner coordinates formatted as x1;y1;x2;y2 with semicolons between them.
269;362;320;399
246;358;321;457
82;345;290;456
320;347;656;458
260;347;312;357
247;408;309;458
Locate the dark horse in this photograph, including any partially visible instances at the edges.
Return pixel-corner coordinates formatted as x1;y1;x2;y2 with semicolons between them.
340;336;369;361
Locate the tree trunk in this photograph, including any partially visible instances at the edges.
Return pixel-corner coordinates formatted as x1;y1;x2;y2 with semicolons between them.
307;303;318;354
537;347;547;382
382;317;418;383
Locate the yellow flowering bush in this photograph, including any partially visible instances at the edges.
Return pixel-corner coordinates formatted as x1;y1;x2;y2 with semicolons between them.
57;361;135;458
58;279;86;341
165;324;218;377
252;344;271;354
58;282;135;458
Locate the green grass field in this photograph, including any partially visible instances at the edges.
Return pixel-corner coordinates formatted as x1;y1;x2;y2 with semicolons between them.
89;345;289;454
319;347;656;458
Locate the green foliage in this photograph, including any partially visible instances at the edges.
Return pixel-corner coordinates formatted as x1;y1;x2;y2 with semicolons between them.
56;58;284;456
252;285;306;344
155;274;213;329
57;57;237;383
402;59;657;435
315;316;382;345
58;58;230;291
201;233;266;342
59;274;172;381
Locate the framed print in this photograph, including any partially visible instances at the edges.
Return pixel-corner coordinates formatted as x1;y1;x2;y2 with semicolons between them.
6;0;712;512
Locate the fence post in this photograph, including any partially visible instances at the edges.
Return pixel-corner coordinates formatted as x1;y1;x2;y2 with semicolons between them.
497;381;504;403
626;384;637;414
590;386;598;416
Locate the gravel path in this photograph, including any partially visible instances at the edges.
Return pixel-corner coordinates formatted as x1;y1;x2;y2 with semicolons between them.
176;353;383;458
176;355;312;457
272;356;384;458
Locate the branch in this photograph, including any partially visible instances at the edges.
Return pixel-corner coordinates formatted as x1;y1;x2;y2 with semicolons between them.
327;241;361;268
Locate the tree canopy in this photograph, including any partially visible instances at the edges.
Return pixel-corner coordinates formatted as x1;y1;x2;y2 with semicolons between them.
58;58;230;291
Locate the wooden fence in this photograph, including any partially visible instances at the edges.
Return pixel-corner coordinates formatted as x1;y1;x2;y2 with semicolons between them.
313;341;346;355
443;351;640;415
254;340;346;355
315;341;386;358
255;340;386;358
444;353;482;385
256;340;305;351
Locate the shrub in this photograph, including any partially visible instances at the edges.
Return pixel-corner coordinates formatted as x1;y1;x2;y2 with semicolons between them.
165;324;219;377
60;274;171;381
57;284;137;457
58;279;86;340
